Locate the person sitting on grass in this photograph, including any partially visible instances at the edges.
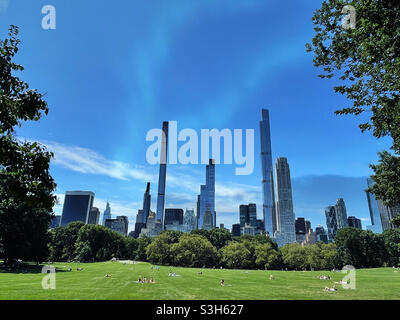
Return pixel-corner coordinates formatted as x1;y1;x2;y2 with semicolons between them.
220;279;225;286
105;273;111;278
137;275;142;283
198;272;202;275
270;275;275;280
149;277;155;284
143;277;147;283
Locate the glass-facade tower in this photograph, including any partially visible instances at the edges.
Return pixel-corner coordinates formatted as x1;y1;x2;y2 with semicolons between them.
198;159;215;229
156;121;168;226
260;109;276;235
60;191;95;227
275;157;296;245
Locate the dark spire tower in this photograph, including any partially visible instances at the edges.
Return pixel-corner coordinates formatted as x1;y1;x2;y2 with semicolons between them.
143;182;151;223
156;121;168;227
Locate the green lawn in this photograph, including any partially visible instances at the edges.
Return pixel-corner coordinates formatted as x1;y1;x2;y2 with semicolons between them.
0;261;399;300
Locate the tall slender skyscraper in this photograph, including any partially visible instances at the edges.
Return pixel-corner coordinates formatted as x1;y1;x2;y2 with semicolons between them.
142;182;151;224
260;109;276;235
198;159;216;229
102;202;112;226
156;121;168;226
275;157;296;245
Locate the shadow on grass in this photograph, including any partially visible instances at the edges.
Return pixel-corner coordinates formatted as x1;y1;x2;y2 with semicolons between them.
0;263;70;274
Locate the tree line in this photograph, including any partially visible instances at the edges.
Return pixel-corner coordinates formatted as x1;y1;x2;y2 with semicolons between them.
45;225;400;271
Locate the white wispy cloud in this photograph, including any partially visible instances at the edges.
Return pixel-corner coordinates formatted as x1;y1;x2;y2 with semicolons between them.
40;140;157;183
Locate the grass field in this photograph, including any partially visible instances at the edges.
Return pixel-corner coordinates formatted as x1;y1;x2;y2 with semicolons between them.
0;261;399;300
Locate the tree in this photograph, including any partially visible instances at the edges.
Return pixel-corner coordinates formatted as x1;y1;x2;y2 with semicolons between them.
281;243;307;270
306;0;400;207
382;229;400;266
391;215;400;228
125;237;139;260
145;233;173;265
170;234;218;268
335;228;386;268
75;224;128;262
320;243;339;270
190;228;233;250
254;242;282;270
367;151;400;208
135;236;152;261
48;222;85;262
0;25;56;265
220;241;253;269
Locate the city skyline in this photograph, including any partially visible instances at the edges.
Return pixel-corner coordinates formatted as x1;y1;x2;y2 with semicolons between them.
1;0;391;232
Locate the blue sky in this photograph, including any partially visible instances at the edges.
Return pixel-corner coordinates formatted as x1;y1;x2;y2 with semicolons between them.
0;0;392;231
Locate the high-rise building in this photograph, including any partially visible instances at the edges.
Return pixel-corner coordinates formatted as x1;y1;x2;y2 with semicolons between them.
102;202;112;226
183;209;196;231
202;208;213;230
242;223;256;236
348;216;362;229
232;224;241;237
60;191;95;227
295;217;307;244
198;159;216;229
239;205;249;228
335;198;348;229
142;182;151;224
305;228;317;245
105;216;129;236
139;211;162;238
248;203;257;228
325;206;338;242
275;157;296;245
366;178;384;233
260;109;276;235
88;207;100;225
325;199;349;241
315;225;328;244
156;121;168;226
164;208;184;226
50;215;61;229
133;209;146;238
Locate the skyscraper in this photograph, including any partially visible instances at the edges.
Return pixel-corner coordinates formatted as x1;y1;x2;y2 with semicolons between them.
198;159;216;229
325;205;338;242
366;178;384;233
60;191;95;227
239;205;249;228
88;207;100;225
295;217;307;244
164;208;184;226
142;182;151;224
348;216;362;229
156;121;168;226
102;202;112;226
365;178;398;232
315;225;328;244
275;157;296;245
248;203;257;228
260;109;276;235
335;198;348;229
